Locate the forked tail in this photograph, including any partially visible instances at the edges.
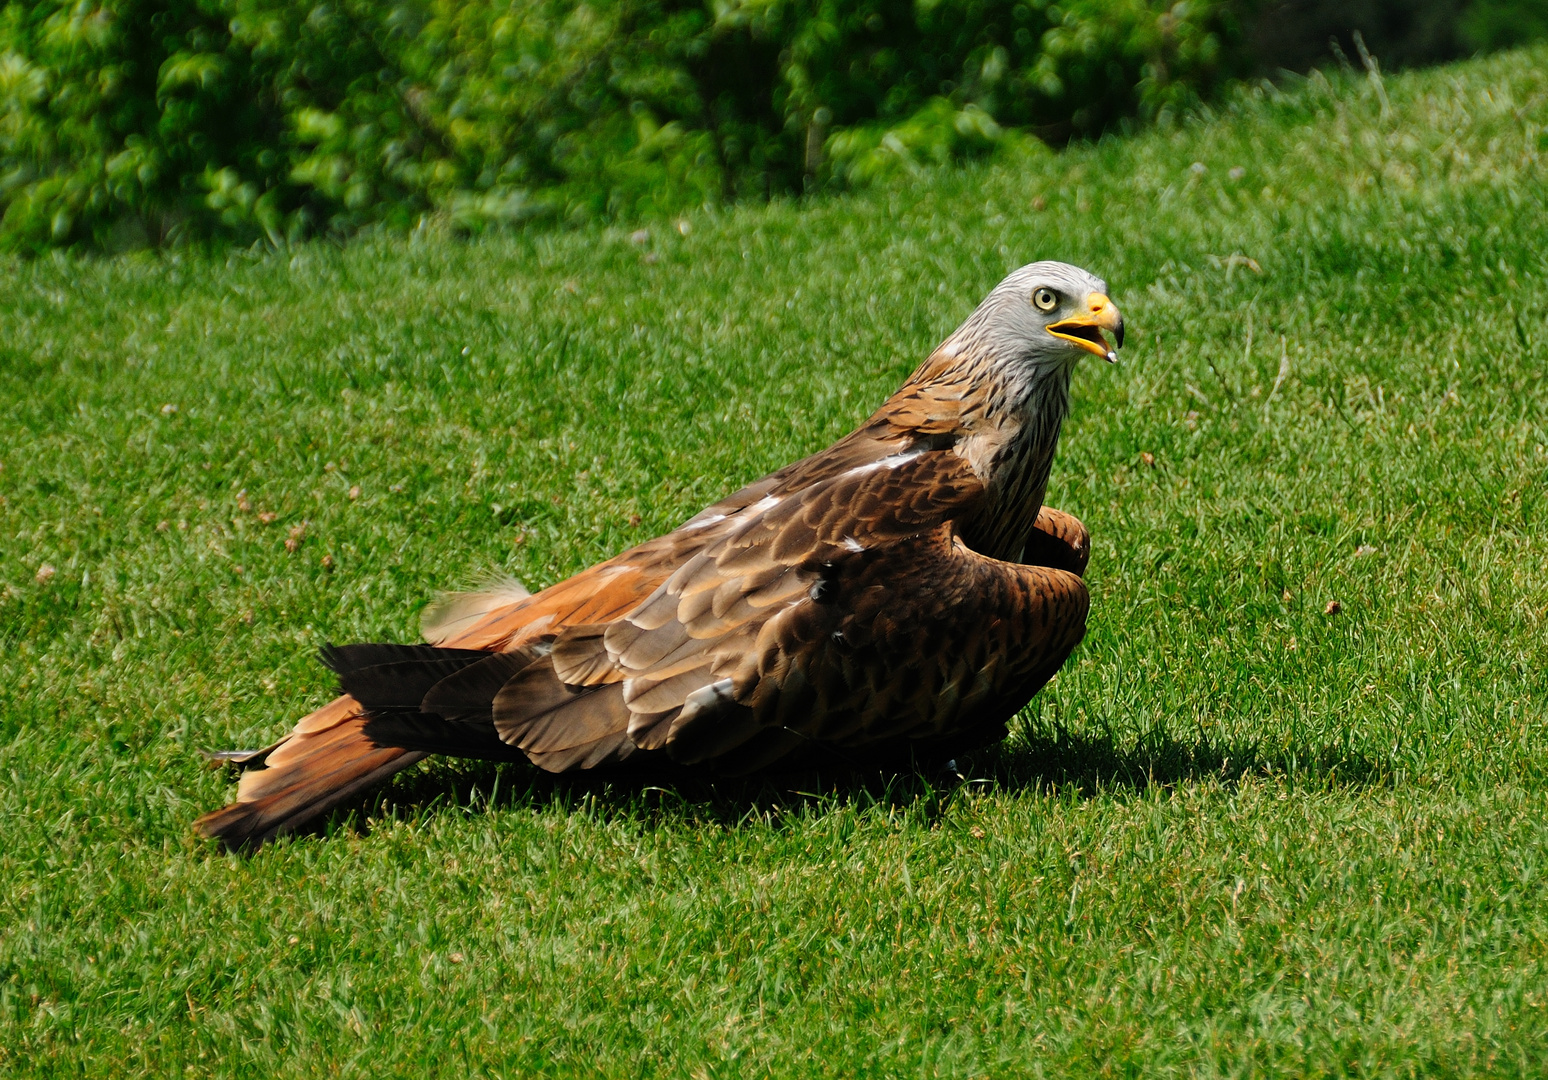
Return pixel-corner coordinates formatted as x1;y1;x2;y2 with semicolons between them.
194;696;427;846
194;641;563;846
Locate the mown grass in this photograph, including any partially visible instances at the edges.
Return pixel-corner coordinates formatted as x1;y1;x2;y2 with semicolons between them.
2;46;1547;1078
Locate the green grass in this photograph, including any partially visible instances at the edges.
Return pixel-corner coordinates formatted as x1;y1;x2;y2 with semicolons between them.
3;47;1548;1078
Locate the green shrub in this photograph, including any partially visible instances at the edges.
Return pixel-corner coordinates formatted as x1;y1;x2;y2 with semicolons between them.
41;0;1548;251
826;98;1015;188
4;0;1539;252
0;0;1259;250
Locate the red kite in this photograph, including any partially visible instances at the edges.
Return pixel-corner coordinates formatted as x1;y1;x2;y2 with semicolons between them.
198;261;1121;844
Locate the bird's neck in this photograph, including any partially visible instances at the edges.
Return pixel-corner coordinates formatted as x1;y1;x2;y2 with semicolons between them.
904;347;1074;561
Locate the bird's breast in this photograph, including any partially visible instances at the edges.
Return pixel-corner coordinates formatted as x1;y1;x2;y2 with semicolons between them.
953;411;1063;563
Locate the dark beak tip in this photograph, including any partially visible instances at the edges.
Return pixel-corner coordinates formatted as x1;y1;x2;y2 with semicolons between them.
1114;318;1125;350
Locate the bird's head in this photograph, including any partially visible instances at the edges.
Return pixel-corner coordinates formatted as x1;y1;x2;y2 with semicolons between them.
957;261;1124;370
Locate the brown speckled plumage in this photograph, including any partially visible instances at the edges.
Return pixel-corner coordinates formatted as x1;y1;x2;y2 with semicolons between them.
197;262;1121;845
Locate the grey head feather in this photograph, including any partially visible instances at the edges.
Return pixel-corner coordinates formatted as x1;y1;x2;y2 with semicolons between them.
946;261;1112;372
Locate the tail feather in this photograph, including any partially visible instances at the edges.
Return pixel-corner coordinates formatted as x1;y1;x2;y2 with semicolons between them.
195;697;427;846
196;643;590;846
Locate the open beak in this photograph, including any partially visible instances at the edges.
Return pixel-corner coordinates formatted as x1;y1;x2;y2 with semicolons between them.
1047;292;1124;363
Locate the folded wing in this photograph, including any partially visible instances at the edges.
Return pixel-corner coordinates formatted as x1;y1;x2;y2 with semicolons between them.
492;444;1088;771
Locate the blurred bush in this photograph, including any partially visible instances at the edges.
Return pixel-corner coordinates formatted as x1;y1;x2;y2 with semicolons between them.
0;0;1538;251
0;0;1250;250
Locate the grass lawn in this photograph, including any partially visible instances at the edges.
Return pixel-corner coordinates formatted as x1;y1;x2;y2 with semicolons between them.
2;45;1547;1078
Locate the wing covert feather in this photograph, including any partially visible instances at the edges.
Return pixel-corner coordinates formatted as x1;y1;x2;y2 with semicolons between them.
422;410;1089;774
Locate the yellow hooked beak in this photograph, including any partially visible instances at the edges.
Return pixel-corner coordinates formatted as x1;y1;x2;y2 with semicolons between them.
1047;292;1124;363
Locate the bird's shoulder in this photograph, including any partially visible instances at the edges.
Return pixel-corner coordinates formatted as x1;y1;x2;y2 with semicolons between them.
432;377;987;651
679;371;988;529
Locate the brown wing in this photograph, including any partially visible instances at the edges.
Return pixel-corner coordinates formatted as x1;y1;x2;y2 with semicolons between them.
495;445;1086;770
421;414;936;652
424;364;985;653
700;527;1088;768
1023;505;1091;576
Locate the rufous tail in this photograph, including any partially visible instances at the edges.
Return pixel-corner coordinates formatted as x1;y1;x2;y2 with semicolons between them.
194;695;426;847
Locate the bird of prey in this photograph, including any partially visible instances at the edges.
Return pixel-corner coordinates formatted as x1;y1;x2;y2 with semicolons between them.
197;261;1122;845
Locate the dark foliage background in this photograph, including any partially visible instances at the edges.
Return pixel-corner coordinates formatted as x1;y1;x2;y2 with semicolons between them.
1247;0;1545;72
0;0;1540;251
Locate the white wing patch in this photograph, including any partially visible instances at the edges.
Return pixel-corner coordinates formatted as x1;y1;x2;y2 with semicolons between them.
841;449;925;480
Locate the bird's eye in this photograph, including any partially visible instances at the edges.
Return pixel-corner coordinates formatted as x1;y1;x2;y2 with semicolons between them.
1032;287;1058;312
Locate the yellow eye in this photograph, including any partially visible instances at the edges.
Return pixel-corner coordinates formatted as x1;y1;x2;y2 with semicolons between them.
1033;287;1058;312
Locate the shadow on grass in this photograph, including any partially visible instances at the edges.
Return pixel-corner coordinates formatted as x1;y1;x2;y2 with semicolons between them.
982;720;1389;795
256;718;1389;847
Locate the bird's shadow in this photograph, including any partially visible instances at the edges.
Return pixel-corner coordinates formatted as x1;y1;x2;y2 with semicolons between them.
272;718;1388;845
